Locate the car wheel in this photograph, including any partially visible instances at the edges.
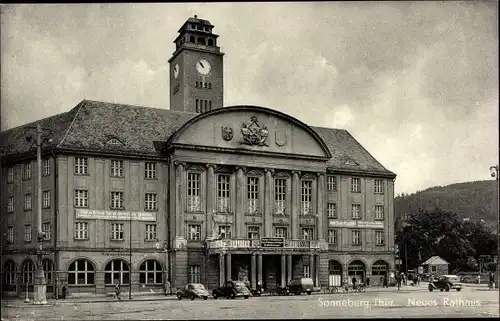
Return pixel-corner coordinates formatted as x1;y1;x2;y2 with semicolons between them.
203;296;208;300
244;296;249;299
456;288;461;292
307;291;311;295
177;295;182;300
428;287;433;292
440;289;444;292
445;285;450;292
190;295;195;300
230;292;236;299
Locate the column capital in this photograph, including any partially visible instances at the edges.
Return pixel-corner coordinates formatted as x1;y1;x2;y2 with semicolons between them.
317;172;325;177
264;168;274;174
174;161;185;167
206;164;217;170
291;170;301;176
235;166;245;172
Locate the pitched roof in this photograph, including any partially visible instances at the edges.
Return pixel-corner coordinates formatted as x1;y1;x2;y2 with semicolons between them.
421;256;449;265
0;100;395;177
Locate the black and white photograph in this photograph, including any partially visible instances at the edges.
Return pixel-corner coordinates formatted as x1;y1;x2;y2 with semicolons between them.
0;2;498;319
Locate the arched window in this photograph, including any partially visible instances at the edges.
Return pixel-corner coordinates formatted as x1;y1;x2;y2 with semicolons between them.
68;259;95;285
208;39;214;46
21;260;35;285
4;261;16;285
105;259;130;284
328;260;342;286
197;37;206;45
372;260;389;276
42;259;54;285
190;36;195;43
139;260;163;284
347;260;366;284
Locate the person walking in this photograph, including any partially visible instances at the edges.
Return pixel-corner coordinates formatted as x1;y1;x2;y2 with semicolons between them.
489;272;494;290
352;277;357;290
397;275;402;291
383;275;388;288
115;282;122;301
164;280;171;296
61;283;68;300
366;277;370;287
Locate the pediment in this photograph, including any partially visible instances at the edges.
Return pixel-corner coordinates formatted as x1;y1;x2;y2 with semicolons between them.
185;164;205;172
104;136;124;146
245;169;264;176
301;173;316;180
214;166;233;174
274;171;290;178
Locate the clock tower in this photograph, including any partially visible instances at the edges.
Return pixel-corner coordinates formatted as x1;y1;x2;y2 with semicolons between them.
168;15;224;114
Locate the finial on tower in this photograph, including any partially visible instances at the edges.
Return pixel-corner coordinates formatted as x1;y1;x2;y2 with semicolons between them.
194;15;197;19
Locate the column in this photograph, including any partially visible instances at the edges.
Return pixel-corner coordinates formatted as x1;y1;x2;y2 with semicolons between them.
225;253;232;282
309;254;315;286
219;253;225;286
257;254;263;285
315;255;320;287
175;161;185;239
236;167;245;238
281;254;286;287
287;254;292;284
291;171;300;239
264;169;274;237
251;254;257;289
317;173;325;241
206;164;216;238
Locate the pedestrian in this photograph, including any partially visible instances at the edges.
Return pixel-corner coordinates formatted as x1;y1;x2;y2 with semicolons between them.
366;277;370;287
477;274;481;284
489;272;494;290
115;282;122;301
164;280;171;296
352;277;357;289
396;275;402;291
61;283;68;300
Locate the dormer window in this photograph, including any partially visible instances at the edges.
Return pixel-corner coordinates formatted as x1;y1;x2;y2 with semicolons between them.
208;38;214;46
107;138;122;145
190;35;195;43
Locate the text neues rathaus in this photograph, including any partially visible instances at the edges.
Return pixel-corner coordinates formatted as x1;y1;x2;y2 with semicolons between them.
0;16;396;297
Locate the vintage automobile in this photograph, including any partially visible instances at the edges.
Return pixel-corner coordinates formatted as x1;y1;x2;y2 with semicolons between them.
176;283;210;300
428;275;462;292
212;280;251;299
288;277;316;295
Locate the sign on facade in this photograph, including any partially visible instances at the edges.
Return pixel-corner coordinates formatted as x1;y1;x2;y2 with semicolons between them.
260;237;285;248
328;220;384;229
75;209;157;221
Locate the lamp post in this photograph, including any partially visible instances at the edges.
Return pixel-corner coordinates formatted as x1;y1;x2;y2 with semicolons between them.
489;165;499;301
129;211;132;300
26;124;52;305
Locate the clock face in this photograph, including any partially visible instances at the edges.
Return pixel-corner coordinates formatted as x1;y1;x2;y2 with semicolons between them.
173;63;179;78
196;59;211;75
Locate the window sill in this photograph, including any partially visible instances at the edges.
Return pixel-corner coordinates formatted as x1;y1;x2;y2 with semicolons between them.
74;238;90;241
22;178;32;181
245;212;263;216
7;211;14;214
25;240;32;243
24;209;32;211
186;211;204;214
110;208;125;210
375;244;385;246
144;178;158;181
352;244;362;246
374;192;384;195
327;217;337;219
68;284;95;287
145;239;158;242
74;206;89;209
74;173;90;176
216;212;234;215
374;218;384;221
110;239;125;242
110;176;125;179
351;191;361;193
144;209;158;212
42;174;51;177
42;207;51;209
7;181;14;184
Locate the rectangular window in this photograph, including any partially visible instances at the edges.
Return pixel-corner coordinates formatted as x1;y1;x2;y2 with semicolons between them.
145;193;157;211
352;230;361;245
75;222;89;239
74;190;89;208
110;160;124;177
247;177;259;213
217;174;231;212
188;224;201;240
275;227;287;238
145;162;157;179
301;180;312;215
42;159;50;176
274;178;286;215
326;175;337;191
187;172;201;212
23;162;32;180
301;227;314;240
375;230;384;245
24;193;32;210
327;229;337;244
7;196;14;213
375;205;384;220
145;224;157;241
42;223;51;240
111;191;124;209
7;226;14;243
43;190;51;208
209;100;212;110
327;203;337;218
431;266;437;272
303;265;310;278
189;265;201;283
351;177;360;192
351;204;361;220
218;225;231;239
111;223;124;240
7;167;14;183
74;157;88;175
247;226;260;239
195;99;199;113
374;179;384;194
24;225;32;242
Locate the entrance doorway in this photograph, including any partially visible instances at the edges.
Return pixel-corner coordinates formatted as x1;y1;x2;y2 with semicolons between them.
348;260;366;285
231;255;251;282
262;255;282;290
328;260;342;286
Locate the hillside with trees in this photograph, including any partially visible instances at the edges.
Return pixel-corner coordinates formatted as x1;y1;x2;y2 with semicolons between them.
395;180;497;230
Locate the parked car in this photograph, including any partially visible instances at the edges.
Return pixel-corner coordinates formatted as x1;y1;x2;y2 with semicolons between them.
288;277;317;295
428;275;462;292
177;283;210;300
212;280;250;299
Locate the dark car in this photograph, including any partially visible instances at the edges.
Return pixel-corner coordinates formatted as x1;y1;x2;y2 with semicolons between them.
177;283;210;300
288;277;316;295
212;280;250;299
428;275;462;292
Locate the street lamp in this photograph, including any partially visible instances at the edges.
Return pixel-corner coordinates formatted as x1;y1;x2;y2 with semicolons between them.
489;165;499;296
25;124;52;305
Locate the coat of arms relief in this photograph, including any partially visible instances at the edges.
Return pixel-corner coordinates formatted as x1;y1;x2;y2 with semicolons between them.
221;126;234;141
241;116;269;146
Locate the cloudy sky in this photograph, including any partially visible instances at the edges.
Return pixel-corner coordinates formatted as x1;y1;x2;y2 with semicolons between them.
1;2;498;194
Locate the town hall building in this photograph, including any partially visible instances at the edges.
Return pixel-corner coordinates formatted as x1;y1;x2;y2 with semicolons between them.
0;16;396;297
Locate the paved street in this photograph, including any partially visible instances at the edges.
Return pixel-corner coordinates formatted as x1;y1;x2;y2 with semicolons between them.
1;286;498;320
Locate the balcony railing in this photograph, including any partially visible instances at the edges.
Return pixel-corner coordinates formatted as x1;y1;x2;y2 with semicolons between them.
209;238;320;250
